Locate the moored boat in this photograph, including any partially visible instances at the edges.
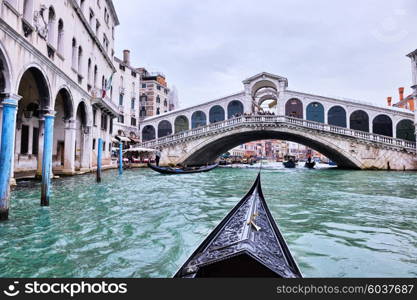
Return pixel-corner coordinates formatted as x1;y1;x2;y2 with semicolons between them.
148;163;218;175
174;173;302;278
283;155;297;169
304;161;316;169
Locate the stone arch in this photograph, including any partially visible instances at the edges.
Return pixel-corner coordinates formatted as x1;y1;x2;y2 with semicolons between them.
251;79;278;97
175;115;189;133
350;110;369;132
179;127;362;169
306;102;324;123
74;101;88;170
54;86;74;120
328;106;347;128
227;100;244;119
142;125;156;142
209;105;225;123
372;114;393;137
396;119;415;141
285;98;303;118
158;120;173;138
192;111;207;128
15;64;51;105
0;41;12;94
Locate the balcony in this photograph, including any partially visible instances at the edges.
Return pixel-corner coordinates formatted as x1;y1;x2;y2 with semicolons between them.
90;88;119;117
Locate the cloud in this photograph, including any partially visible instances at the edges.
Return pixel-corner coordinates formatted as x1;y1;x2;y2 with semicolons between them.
113;0;417;108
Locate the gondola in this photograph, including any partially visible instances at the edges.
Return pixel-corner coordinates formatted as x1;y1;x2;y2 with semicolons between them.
174;173;302;278
304;161;316;169
283;155;297;169
147;163;218;175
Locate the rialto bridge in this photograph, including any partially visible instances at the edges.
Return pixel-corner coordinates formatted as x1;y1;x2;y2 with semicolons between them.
139;73;417;170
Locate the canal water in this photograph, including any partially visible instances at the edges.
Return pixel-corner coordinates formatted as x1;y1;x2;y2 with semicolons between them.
0;166;416;278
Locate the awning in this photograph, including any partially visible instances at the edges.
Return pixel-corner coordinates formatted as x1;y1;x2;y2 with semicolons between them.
116;136;131;142
129;137;141;143
123;147;156;153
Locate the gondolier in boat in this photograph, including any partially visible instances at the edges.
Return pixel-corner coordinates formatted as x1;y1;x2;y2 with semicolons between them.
155;148;161;166
174;173;302;278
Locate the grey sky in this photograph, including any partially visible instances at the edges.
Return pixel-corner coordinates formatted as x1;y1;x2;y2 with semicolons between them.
114;0;417;108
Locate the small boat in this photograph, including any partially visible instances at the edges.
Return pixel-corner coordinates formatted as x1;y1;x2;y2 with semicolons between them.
174;173;302;278
148;163;218;175
283;155;297;169
304;161;316;169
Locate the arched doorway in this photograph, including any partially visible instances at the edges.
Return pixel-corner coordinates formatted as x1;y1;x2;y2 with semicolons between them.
396;119;415;141
328;106;347;128
142;125;156;142
306;102;324;123
16;67;51;175
285;99;303;118
175;116;189;133
53;89;74;172
75;102;87;170
158;120;172;138
350;110;369;132
227;100;244;119
209;106;225;123
373;114;393;137
192;111;207;129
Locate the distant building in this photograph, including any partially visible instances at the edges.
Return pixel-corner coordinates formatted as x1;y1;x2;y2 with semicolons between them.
387;87;414;112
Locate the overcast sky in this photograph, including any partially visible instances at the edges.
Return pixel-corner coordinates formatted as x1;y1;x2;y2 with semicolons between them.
113;0;417;109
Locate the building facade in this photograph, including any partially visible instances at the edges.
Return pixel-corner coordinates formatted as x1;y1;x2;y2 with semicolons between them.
407;49;417;139
0;0;120;179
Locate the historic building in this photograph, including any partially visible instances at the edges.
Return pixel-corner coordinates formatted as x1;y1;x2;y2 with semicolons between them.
407;49;417;139
112;49;141;146
0;0;120;179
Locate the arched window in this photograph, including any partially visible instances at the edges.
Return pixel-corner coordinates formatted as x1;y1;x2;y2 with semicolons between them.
158;121;173;138
396;119;416;141
78;46;83;75
101;75;105;90
47;6;56;46
57;19;64;55
306;102;324;123
71;38;77;70
285;98;303;118
140;107;146;117
23;0;34;22
192;111;207;128
350;110;369;132
93;65;98;88
175;116;189;133
227;100;244;119
328;106;347;128
156;108;160;115
209;105;225;123
142;125;156;142
87;58;92;86
373;114;393;137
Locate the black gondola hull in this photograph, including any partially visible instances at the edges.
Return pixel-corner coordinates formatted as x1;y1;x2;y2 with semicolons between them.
304;162;316;169
174;174;302;278
148;163;218;175
283;161;297;168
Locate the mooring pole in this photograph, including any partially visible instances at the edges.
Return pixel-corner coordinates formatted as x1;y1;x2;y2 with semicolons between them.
41;113;55;207
0;96;20;221
97;138;103;183
118;142;123;175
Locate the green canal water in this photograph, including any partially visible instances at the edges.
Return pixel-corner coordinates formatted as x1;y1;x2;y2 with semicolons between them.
0;166;416;278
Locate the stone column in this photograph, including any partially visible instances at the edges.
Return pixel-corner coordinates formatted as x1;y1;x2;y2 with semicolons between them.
0;94;22;220
80;126;91;172
62;119;76;175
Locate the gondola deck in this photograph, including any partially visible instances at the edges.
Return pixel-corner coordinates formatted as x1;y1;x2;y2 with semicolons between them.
174;173;302;278
148;163;218;175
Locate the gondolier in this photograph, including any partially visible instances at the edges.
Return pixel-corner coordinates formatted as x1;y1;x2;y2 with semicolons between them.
155;148;161;166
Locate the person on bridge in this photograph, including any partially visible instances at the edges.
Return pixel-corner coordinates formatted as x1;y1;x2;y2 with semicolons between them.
155;148;161;166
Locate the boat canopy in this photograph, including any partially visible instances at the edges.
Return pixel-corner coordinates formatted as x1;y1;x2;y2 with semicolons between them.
123;147;156;153
116;136;131;142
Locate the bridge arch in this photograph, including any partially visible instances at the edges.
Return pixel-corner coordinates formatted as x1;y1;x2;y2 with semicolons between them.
175;115;189;133
396;119;415;141
306;102;324;123
227;100;244;118
180;127;362;169
158;120;173;138
350;110;369;132
142;125;156;142
328;106;347;128
209;105;225;123
372;114;393;137
192;111;207;129
285;98;303;118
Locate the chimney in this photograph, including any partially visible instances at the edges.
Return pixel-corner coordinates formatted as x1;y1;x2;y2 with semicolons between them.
399;87;404;101
123;50;130;66
387;97;392;107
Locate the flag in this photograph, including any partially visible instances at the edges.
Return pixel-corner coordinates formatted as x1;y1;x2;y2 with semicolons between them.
102;72;115;98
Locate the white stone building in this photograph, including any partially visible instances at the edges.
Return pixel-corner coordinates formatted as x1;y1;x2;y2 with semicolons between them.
406;49;417;138
0;0;120;178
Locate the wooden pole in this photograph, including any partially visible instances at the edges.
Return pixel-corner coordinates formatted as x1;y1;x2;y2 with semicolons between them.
118;142;123;175
41;113;55;206
97;138;103;183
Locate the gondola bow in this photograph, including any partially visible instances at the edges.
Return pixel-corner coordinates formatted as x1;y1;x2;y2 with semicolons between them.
174;173;302;278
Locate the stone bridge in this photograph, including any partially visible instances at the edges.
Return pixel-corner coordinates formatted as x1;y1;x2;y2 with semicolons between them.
139;73;416;170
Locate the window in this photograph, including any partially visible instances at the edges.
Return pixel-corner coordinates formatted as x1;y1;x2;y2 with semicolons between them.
78;46;83;75
119;64;125;71
156;108;160;115
118;114;124;124
32;127;39;155
93;65;98;88
131;118;137;126
131;98;135;109
156;96;160;104
87;59;92;86
157;85;161;91
142;84;146;88
71;38;77;70
20;125;29;154
57;19;64;55
103;141;106;151
93;109;97;126
95;19;100;36
131;71;137;77
101;114;108;131
110;118;113;134
47;6;56;46
119;94;124;106
92;139;96;150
